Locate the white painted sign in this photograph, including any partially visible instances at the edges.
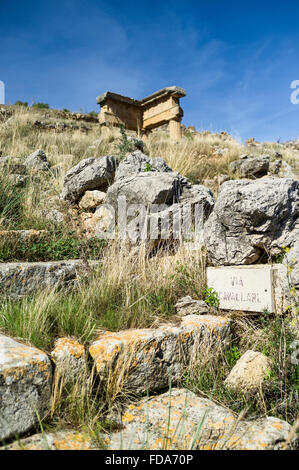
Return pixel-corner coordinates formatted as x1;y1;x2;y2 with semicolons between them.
207;265;274;313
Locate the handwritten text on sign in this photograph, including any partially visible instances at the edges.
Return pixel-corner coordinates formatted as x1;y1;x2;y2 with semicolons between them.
207;266;274;313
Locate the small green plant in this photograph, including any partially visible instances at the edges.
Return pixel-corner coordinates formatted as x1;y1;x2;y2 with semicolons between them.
32;102;50;109
226;346;241;368
144;163;152;172
202;287;220;307
88;111;98;118
15;100;28;107
118;124;132;160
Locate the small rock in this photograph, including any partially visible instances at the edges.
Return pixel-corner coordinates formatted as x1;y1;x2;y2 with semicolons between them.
224;350;272;393
79;190;106;211
24;149;50;171
175;296;209;316
115;151;172;181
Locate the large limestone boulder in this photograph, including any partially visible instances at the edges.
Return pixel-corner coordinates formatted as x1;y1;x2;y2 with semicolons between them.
204;178;299;265
106;171;183;211
107;389;296;450
0;334;52;442
224;350;272;393
115;151;172;181
61;156;116;202
230;154;270;178
89;315;231;394
0;260;99;299
24;149;50;171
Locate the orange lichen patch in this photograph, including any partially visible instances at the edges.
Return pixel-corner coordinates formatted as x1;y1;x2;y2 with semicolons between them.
52;338;85;360
271;422;283;431
122;412;135;424
53;433;92;450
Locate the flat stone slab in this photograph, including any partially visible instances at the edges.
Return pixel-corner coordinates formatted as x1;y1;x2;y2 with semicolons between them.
107;388;296;450
207;264;290;313
0;259;99;299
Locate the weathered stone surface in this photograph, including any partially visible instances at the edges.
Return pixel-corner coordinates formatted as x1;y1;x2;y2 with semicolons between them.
51;338;86;383
78;190;106;210
0;334;52;442
146;185;214;245
1;431;96;450
106;171;183;211
24;149;50;171
0;259;98;298
204;178;299;266
107;389;295;450
0;229;48;245
224;350;272;393
230;155;270;178
89;315;231;394
81;205;115;238
115;151;172;181
175;296;209;316
61;156;116;202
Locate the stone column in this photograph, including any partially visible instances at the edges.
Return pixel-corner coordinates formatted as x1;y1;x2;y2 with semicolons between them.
169;119;182;140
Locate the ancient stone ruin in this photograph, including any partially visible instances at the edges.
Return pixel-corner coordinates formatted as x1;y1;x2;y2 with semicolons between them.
97;86;186;139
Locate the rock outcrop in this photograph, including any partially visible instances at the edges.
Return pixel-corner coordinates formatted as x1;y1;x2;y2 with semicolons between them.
106;171;183;212
230;155;270;178
204;178;299;266
61;156;116;202
115;151;172;180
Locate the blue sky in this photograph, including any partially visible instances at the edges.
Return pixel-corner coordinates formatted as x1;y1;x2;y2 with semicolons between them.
1;0;299;142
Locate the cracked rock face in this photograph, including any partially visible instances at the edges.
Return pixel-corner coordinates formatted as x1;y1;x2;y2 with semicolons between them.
204;178;299;266
24;149;50;171
0;334;52;442
115;151;173;181
0;260;99;299
106;171;184;211
61;156;116;202
107;388;296;450
230;155;270;179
